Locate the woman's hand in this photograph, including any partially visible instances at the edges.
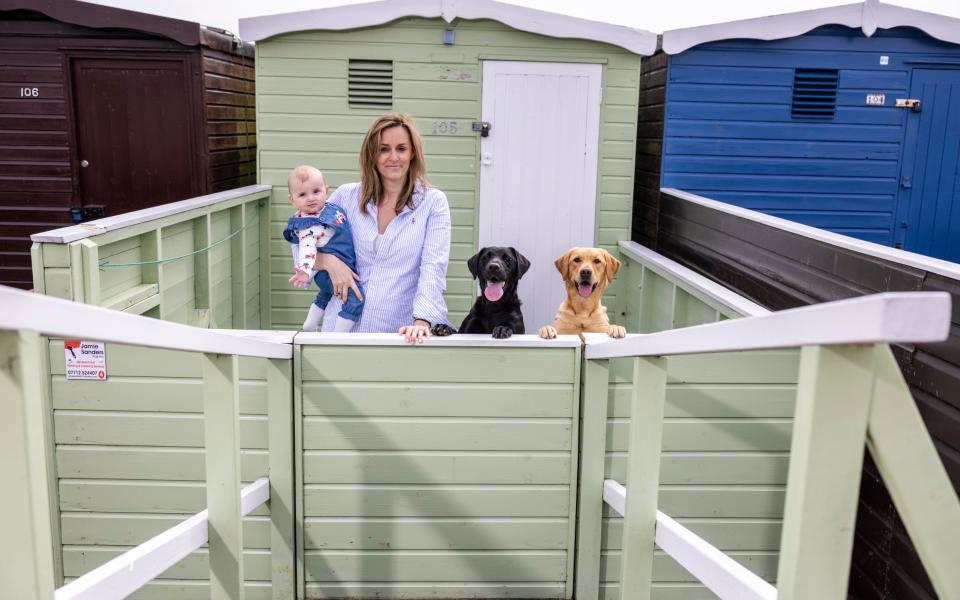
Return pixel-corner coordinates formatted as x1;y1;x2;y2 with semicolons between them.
399;319;431;344
316;254;362;301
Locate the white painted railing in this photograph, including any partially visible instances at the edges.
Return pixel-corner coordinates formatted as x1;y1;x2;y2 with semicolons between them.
0;284;291;359
603;480;776;600
0;283;296;600
586;291;951;359
577;291;960;600
54;478;270;600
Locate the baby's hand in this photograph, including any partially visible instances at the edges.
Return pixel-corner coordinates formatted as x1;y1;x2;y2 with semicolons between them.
290;271;311;289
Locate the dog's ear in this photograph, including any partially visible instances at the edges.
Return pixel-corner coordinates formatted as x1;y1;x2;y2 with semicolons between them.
554;249;572;278
602;249;621;283
467;249;484;280
510;247;531;278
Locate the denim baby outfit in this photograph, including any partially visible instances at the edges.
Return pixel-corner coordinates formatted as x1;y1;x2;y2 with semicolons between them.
283;202;365;321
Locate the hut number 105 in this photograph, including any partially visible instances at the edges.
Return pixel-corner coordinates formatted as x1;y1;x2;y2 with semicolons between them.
432;121;458;135
20;87;40;97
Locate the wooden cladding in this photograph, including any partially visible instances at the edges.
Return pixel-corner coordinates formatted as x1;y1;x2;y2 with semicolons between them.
347;59;393;109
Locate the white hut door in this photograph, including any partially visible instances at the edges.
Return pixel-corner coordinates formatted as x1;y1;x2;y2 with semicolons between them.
478;61;602;331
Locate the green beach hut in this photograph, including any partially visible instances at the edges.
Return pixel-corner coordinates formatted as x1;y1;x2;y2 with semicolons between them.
239;0;656;329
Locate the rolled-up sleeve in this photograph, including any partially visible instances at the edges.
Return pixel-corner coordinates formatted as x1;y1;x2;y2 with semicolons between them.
411;190;451;326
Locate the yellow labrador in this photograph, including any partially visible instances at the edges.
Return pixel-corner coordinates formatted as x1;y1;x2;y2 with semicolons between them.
538;247;626;339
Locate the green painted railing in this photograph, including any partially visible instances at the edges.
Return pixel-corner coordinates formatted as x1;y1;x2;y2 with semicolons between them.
0;285;294;600
30;185;271;329
9;231;959;600
577;293;960;600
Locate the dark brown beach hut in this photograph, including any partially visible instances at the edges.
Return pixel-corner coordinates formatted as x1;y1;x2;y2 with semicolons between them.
0;0;256;289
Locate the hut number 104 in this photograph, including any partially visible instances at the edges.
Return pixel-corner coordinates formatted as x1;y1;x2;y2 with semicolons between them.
20;87;40;97
432;121;458;135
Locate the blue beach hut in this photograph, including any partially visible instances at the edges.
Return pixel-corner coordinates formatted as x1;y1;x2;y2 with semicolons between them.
634;0;960;262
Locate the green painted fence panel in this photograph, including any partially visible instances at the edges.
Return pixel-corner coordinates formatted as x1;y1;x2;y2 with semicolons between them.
298;340;581;599
30;187;270;329
598;243;800;599
46;340;278;598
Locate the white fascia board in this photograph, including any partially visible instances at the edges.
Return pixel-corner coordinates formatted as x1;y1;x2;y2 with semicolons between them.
239;0;657;55
664;188;960;281
0;285;292;359
31;185;272;244
585;291;952;359
294;332;582;347
661;1;960;54
618;241;770;317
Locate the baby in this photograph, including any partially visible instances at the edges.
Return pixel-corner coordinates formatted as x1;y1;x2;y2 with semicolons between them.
283;165;364;332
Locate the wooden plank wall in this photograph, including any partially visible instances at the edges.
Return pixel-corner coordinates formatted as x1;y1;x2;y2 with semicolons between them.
0;17;175;289
200;30;256;193
255;17;641;329
298;343;581;598
651;189;960;600
48;341;273;599
631;50;667;249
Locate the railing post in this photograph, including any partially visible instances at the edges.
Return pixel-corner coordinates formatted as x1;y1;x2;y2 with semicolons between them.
267;357;296;600
195;214;214;316
0;330;56;599
231;203;249;329
202;353;245;600
259;198;272;329
776;344;876;600
866;345;960;597
79;239;101;306
619;356;667;600
575;358;610;600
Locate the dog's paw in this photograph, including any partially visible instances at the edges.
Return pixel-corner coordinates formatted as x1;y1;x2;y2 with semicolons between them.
538;325;558;339
492;325;513;339
608;325;626;339
430;323;456;337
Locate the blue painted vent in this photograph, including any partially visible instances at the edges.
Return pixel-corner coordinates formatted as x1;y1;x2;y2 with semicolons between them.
791;68;839;119
348;60;393;109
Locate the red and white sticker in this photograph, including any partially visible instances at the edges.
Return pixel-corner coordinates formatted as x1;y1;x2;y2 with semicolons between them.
64;340;107;381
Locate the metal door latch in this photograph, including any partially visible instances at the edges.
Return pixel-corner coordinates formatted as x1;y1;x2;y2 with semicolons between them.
472;121;491;137
895;98;921;112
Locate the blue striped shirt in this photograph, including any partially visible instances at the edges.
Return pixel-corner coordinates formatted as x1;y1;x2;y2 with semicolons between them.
320;182;451;332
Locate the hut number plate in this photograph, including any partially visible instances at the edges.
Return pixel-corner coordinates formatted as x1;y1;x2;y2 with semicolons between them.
20;87;40;97
432;121;458;135
866;94;885;106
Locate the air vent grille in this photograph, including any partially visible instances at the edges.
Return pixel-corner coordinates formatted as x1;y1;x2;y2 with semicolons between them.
348;60;393;109
791;68;839;119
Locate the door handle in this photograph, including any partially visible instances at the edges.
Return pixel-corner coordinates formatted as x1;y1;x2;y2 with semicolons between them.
900;175;912;188
80;159;90;168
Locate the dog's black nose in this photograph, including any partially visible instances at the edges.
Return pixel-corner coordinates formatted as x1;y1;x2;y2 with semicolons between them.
489;262;502;272
580;268;591;279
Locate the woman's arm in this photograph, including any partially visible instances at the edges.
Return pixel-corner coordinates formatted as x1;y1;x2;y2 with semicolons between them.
410;190;452;327
314;254;362;302
310;185;362;301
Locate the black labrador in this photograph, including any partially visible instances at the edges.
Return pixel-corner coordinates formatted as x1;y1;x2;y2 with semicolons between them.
431;246;531;339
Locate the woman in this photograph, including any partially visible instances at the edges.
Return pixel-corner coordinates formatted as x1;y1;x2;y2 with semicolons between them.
313;113;451;343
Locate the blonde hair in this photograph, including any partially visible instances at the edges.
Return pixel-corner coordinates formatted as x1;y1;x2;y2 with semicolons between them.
358;113;429;214
287;165;324;194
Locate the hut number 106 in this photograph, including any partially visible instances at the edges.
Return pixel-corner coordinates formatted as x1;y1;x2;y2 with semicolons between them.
20;87;40;97
432;121;458;135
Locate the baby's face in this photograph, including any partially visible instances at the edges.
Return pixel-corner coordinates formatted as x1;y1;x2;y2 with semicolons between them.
288;172;328;214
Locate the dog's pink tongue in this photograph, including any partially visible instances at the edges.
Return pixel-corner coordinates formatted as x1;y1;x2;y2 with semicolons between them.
578;283;593;298
484;281;505;302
